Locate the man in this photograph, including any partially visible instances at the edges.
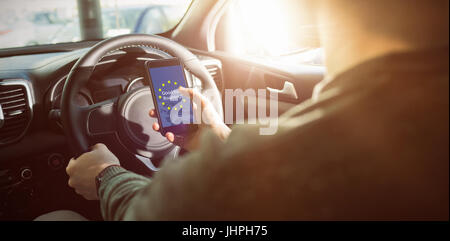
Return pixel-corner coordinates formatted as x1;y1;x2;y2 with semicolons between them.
63;0;449;220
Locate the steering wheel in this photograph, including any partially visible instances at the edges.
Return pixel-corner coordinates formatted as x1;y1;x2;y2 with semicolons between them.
60;34;223;161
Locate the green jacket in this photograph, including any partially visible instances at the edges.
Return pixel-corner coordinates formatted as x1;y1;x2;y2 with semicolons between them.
98;47;449;220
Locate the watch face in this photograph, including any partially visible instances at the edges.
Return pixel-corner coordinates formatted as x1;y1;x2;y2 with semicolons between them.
95;176;101;192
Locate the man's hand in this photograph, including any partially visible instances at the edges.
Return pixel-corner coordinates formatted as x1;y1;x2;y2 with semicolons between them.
150;87;231;151
66;143;120;200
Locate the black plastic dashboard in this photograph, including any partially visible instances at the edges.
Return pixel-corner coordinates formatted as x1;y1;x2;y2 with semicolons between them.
0;44;223;220
0;46;222;158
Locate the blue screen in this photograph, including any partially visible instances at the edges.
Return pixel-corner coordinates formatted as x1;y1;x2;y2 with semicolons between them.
149;65;193;128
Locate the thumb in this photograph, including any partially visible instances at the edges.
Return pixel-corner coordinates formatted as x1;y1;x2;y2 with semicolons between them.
178;86;192;98
179;87;207;109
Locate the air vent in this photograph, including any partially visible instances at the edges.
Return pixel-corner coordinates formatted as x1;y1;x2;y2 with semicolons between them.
202;58;224;93
0;80;33;145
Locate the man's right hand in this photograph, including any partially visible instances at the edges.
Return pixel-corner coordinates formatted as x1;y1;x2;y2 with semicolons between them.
149;87;231;151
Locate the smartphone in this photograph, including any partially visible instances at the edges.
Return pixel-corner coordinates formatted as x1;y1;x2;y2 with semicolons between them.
144;58;196;139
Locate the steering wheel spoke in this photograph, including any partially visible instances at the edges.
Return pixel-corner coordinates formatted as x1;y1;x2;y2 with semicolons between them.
83;97;118;136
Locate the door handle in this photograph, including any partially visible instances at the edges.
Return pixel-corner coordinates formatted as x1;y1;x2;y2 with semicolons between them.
266;81;298;100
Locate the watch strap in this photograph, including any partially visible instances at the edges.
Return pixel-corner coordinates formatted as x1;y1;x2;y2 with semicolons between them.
95;165;123;194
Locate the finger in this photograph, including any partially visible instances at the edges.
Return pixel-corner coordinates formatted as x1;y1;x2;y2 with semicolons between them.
193;89;209;109
192;102;198;112
91;143;107;151
179;87;207;108
178;86;192;98
149;109;157;117
179;87;200;101
68;178;74;188
165;132;175;143
66;158;76;175
80;191;95;200
152;122;160;131
84;194;96;201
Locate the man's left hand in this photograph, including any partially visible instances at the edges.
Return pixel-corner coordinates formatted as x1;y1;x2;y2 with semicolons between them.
66;143;120;200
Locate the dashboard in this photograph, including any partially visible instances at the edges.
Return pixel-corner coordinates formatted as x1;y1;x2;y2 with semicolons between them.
0;45;223;220
0;46;222;152
47;49;206;123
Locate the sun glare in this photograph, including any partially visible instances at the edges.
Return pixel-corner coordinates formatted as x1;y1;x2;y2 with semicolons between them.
230;0;294;56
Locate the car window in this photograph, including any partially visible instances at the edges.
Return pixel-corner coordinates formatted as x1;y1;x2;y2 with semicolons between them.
0;0;192;49
136;8;166;34
224;0;324;65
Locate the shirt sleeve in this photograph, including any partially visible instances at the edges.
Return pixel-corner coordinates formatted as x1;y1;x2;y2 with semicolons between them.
97;165;152;220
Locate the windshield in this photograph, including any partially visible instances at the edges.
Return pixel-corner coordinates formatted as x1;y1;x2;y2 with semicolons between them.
0;0;192;49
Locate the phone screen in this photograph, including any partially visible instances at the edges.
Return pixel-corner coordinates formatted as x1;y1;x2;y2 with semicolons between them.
147;60;193;131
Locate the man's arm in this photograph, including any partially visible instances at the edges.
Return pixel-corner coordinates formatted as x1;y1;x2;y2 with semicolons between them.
96;166;151;220
97;122;297;220
96;129;228;220
65;88;342;220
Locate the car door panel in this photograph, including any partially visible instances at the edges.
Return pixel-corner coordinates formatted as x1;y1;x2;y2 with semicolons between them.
195;51;325;121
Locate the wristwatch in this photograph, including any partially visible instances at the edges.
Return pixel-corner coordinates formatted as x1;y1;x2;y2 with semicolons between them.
95;165;121;193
